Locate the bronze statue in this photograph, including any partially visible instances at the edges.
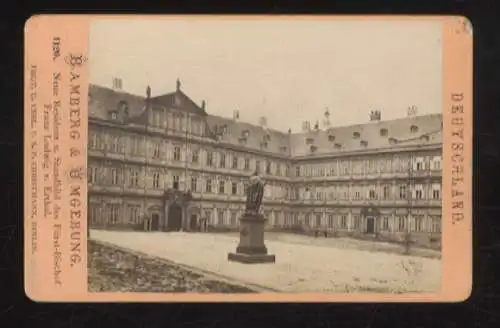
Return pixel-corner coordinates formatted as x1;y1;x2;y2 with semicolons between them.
244;171;265;215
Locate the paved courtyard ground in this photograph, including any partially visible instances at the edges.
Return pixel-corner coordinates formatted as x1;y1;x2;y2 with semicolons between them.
89;230;441;293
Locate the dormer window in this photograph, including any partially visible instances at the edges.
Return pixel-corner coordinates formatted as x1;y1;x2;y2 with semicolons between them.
310;145;318;153
328;135;335;142
410;125;419;133
420;134;430;142
353;132;360;139
238;136;247;144
118;101;129;116
305;137;314;145
264;133;271;142
380;128;388;136
260;141;268;149
280;146;288;153
334;143;342;150
242;130;250;138
360;140;368;147
389;137;398;145
109;111;118;120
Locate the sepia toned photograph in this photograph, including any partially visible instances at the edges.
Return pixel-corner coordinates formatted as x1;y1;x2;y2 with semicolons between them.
86;18;444;294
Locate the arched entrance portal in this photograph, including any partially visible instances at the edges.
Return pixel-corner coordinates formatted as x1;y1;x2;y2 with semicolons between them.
167;203;183;231
151;213;160;231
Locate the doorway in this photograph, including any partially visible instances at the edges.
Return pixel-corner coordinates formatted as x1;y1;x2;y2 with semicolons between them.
190;214;198;231
167;203;183;231
366;216;375;234
151;213;160;231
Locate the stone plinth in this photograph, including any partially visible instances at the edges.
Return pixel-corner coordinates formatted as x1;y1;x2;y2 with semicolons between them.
227;213;276;264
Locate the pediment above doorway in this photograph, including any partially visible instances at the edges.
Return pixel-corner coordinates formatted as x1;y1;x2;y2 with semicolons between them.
163;188;192;205
361;205;381;217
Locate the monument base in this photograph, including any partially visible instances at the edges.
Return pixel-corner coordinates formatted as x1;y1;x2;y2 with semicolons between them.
227;252;276;264
227;213;276;264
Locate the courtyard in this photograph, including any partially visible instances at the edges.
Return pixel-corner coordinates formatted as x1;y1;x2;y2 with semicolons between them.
89;230;441;293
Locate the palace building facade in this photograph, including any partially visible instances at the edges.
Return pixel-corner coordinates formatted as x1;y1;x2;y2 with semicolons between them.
88;80;443;247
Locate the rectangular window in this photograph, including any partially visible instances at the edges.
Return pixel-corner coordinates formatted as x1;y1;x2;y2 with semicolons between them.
111;135;120;153
232;155;238;169
431;216;441;233
266;161;271;174
111;168;120;185
382;216;389;230
399;185;407;199
206;152;213;166
89;132;98;149
173;146;181;161
244;158;250;170
191;149;199;163
432;184;441;200
129;169;138;187
433;157;441;170
383;185;390;199
328;214;334;228
88;166;98;184
341;215;347;228
398;216;406;232
219;153;226;168
173;175;179;190
414;215;424;232
109;204;120;224
231;182;237;195
304;213;311;227
128;205;140;224
296;166;301;177
153;142;161;158
353;215;360;230
415;189;423;199
191;177;197;192
315;213;322;227
152;171;160;189
219;179;225;194
206;179;212;193
217;209;224;225
369;189;377;200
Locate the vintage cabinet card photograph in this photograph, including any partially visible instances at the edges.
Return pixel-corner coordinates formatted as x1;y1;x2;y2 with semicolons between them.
24;15;472;302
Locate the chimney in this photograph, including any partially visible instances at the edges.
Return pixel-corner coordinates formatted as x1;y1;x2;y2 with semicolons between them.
407;105;418;117
259;116;267;127
112;77;123;90
176;78;181;91
369;110;381;122
314;120;319;130
201;100;206;110
302;121;311;132
288;128;292;134
323;107;331;128
146;85;151;99
233;110;240;121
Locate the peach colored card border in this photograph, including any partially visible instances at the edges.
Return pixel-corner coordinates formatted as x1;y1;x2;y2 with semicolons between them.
24;15;473;303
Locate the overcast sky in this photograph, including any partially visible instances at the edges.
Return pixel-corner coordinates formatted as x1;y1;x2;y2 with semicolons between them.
89;18;442;132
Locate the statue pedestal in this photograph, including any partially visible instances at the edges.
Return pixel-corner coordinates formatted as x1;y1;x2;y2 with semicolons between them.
228;213;276;264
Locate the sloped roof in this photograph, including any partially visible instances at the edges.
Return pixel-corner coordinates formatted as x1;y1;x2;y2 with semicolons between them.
205;115;290;155
88;84;442;157
88;84;147;121
290;114;443;156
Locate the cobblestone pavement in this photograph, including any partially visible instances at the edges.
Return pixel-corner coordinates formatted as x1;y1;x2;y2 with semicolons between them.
90;230;441;293
88;240;255;293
